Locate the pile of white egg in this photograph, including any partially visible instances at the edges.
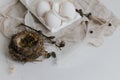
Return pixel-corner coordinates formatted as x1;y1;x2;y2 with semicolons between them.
36;0;77;31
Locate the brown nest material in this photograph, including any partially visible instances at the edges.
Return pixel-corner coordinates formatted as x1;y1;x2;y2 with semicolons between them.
9;31;46;62
8;25;65;63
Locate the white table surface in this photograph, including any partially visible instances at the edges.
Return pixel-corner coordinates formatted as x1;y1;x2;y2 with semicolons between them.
0;0;120;80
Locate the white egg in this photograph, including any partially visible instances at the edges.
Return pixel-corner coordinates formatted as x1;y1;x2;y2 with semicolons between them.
45;11;62;29
59;1;76;19
37;1;51;17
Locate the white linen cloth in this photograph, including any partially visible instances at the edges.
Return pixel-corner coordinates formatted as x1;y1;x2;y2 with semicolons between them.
0;0;120;61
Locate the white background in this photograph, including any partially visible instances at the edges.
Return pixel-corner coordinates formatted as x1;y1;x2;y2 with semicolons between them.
0;0;120;80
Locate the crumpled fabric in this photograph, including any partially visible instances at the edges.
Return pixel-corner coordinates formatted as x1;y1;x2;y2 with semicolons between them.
0;0;120;62
71;0;120;46
0;1;26;38
0;0;120;49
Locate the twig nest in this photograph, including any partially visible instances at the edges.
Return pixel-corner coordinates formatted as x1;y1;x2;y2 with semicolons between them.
37;1;51;17
9;31;46;62
45;11;62;29
59;1;76;19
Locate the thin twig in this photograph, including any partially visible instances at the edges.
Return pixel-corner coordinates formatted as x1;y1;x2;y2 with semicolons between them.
21;23;63;50
76;9;111;25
